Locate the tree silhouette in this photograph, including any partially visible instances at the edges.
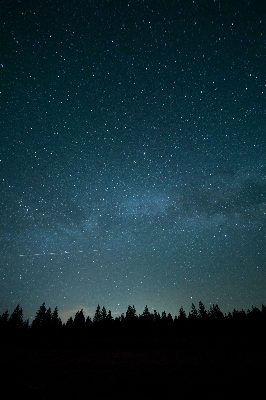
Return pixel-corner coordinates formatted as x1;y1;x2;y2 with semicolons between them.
32;302;48;328
8;304;24;329
51;306;62;330
119;313;125;322
101;306;107;320
141;305;154;323
126;305;137;321
188;303;198;321
8;305;28;340
167;313;173;322
153;310;161;323
31;302;57;339
247;305;261;320
161;311;167;320
178;306;187;321
198;301;208;321
107;310;113;321
93;304;102;323
46;307;52;323
73;309;85;327
208;304;224;321
2;300;266;348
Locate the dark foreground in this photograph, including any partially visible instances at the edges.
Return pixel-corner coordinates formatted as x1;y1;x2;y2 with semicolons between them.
1;335;265;399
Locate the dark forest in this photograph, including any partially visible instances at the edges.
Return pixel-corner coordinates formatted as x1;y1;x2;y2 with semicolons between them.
1;302;266;399
1;301;266;343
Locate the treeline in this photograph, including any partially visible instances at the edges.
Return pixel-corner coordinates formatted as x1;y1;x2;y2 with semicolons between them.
1;301;266;346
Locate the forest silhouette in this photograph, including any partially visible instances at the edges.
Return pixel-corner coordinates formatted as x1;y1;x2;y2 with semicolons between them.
1;301;266;399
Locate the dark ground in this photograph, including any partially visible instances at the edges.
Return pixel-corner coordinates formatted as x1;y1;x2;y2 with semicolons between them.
1;334;265;399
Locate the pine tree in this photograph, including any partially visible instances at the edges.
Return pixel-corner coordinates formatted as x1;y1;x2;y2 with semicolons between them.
198;301;208;320
74;309;85;326
51;306;62;329
178;306;187;321
8;305;24;329
31;302;53;332
107;310;113;321
161;311;167;320
46;307;52;323
167;313;173;322
101;306;107;320
126;305;137;321
66;316;73;327
93;304;102;323
141;305;153;322
209;304;224;321
32;302;47;327
153;310;161;323
188;303;198;321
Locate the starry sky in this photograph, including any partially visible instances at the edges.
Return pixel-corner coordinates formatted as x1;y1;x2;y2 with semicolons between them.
1;0;265;322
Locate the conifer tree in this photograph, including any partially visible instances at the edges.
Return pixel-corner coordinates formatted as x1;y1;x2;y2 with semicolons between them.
161;311;166;320
51;306;62;329
32;302;47;327
66;316;73;327
73;309;85;326
167;313;173;322
46;307;52;323
188;303;198;321
209;304;224;321
178;306;187;321
153;310;161;323
141;305;153;321
198;301;208;320
32;302;54;332
107;310;113;321
101;306;107;320
126;305;137;321
8;304;24;329
93;304;102;323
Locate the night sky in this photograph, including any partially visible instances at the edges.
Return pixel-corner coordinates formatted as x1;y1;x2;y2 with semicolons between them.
1;0;265;322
